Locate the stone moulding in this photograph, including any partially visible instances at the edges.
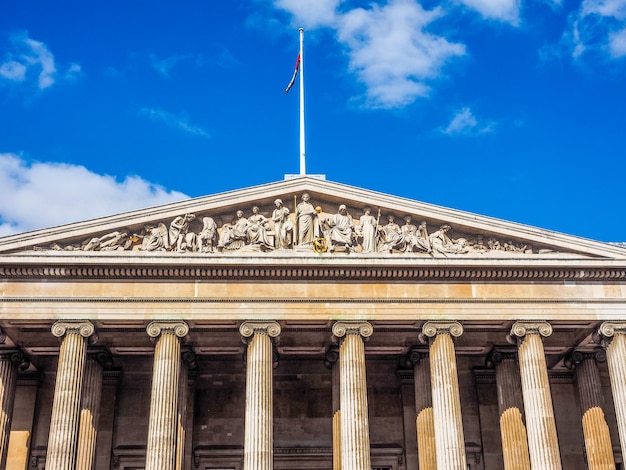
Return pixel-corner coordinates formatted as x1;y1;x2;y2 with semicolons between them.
1;265;626;281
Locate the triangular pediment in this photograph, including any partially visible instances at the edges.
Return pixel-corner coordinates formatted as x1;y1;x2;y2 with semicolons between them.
0;177;624;259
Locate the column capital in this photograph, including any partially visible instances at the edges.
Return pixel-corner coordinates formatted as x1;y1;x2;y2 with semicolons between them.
407;346;429;366
510;321;552;339
146;321;189;339
563;349;606;369
0;349;30;370
598;321;626;339
485;347;518;368
422;321;463;338
181;349;197;370
239;321;281;338
324;345;339;369
87;348;113;368
332;321;373;339
51;321;95;339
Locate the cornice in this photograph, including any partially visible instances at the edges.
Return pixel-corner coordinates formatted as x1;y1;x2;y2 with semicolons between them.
1;262;626;282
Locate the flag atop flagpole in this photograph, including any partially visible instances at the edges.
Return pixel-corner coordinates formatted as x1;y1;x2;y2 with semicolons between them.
283;28;325;182
284;28;306;175
284;53;300;94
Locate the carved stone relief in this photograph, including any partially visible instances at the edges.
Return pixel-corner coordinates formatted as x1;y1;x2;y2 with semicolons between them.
30;194;555;256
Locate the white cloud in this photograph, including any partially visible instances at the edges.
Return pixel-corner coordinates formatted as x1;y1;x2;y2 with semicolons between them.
0;153;189;237
581;0;626;19
0;31;80;91
562;0;626;60
273;0;466;108
139;107;211;138
0;60;27;81
273;0;341;28
149;53;194;77
442;107;494;135
457;0;521;25
609;26;626;55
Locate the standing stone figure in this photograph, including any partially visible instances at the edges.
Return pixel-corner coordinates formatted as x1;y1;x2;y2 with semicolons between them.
169;214;195;252
296;193;316;246
197;217;218;253
358;207;378;253
272;199;293;249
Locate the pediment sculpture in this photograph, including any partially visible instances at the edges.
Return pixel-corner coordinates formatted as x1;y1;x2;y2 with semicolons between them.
35;193;549;256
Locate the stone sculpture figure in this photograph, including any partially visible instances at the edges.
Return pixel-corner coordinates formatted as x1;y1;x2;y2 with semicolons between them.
82;231;129;251
197;217;218;253
325;204;355;252
296;193;316;246
142;224;170;251
272;199;293;249
357;207;378;253
169;214;195;252
218;210;249;251
429;224;469;254
415;221;432;253
401;216;431;253
247;206;273;251
379;216;407;253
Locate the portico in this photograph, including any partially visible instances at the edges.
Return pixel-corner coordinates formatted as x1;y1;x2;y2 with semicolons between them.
0;177;625;470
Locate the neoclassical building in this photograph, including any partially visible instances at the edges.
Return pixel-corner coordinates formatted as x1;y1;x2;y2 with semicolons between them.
0;177;625;470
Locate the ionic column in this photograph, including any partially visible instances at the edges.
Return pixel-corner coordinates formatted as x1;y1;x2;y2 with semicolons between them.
510;321;562;469
240;321;281;470
422;321;466;470
407;348;437;470
598;322;626;462
332;321;373;470
0;347;27;469
46;321;95;470
176;350;196;470
76;351;109;470
145;321;189;470
564;349;615;470
486;348;530;470
325;346;341;470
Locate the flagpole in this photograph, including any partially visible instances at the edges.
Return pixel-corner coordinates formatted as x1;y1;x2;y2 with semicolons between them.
299;27;306;175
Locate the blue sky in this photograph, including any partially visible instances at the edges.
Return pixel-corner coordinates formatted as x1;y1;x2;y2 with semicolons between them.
1;0;625;242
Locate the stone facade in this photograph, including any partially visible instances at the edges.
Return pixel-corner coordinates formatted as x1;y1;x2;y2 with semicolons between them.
1;177;625;470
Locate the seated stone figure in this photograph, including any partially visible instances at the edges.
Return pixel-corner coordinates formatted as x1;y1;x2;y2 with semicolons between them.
246;206;273;251
325;204;355;252
218;210;249;251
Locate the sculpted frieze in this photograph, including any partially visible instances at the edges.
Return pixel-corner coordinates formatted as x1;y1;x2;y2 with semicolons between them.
32;193;556;256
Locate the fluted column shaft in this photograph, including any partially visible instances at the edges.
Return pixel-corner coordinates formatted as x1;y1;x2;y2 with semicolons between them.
598;322;626;463
565;350;615;470
487;349;530;470
46;321;95;470
176;350;195;470
0;350;25;469
510;321;562;470
422;321;466;470
145;321;189;470
326;346;341;470
409;349;437;470
332;321;373;470
76;355;104;470
240;321;281;470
